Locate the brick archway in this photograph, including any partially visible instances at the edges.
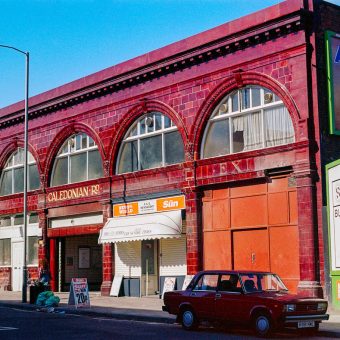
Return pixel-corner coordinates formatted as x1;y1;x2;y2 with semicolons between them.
0;140;42;180
44;122;106;185
108;99;189;176
191;71;302;159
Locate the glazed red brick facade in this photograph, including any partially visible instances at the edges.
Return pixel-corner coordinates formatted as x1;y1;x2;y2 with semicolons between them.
0;0;338;300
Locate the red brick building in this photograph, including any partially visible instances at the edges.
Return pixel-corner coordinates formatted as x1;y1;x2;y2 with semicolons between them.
0;0;339;306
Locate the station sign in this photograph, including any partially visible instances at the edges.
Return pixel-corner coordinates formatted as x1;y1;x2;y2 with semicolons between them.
47;184;102;203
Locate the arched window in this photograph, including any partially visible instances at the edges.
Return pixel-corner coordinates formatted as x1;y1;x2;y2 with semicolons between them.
0;148;40;195
202;86;295;158
117;112;185;174
51;133;103;186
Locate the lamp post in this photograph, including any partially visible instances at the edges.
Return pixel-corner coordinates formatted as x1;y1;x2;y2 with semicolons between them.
0;45;29;303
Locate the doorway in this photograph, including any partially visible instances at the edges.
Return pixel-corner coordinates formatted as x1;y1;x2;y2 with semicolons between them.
141;240;158;296
12;241;23;292
232;229;270;271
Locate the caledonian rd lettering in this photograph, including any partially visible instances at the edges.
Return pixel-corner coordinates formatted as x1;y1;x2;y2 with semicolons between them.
47;184;101;203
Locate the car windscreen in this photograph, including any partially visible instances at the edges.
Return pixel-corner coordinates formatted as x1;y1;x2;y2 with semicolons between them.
193;274;219;291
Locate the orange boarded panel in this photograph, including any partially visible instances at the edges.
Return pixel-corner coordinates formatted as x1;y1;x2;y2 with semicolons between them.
233;229;270;271
202;201;213;231
230;182;266;197
268;177;288;192
268;192;288;225
269;225;299;293
230;195;267;227
212;199;229;230
212;188;229;199
289;191;297;224
203;231;231;270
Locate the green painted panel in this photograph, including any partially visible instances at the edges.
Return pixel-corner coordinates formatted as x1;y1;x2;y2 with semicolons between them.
331;276;340;310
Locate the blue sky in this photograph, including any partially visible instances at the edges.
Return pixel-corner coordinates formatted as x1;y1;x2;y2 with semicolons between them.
0;0;338;109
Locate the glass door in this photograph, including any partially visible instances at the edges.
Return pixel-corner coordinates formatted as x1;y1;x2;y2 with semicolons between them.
141;240;158;296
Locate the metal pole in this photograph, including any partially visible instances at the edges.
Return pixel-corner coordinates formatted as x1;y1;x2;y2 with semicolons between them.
22;52;29;303
0;45;29;303
146;259;148;297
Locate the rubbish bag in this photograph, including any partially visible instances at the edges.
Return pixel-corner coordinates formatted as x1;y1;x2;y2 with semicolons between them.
36;291;59;307
45;295;60;307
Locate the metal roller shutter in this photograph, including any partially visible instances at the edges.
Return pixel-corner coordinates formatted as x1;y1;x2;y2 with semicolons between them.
115;241;141;277
160;236;187;276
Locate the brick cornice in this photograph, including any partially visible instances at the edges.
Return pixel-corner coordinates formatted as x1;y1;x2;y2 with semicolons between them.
0;10;307;130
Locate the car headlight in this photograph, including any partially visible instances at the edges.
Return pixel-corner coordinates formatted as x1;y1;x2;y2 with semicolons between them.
283;304;296;312
317;302;327;311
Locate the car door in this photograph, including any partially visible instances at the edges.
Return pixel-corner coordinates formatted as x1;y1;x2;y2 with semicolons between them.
214;274;249;323
186;273;219;320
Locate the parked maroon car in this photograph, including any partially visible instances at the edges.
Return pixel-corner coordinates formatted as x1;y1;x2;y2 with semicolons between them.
162;270;329;337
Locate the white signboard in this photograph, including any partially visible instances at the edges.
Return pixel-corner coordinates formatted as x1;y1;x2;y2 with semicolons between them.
110;276;123;297
162;277;176;299
182;275;194;290
328;164;340;270
68;278;90;308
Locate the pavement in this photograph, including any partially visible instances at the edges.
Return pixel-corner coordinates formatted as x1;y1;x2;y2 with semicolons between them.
0;290;340;338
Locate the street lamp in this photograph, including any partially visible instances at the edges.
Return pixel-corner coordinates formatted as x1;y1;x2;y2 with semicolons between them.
0;44;29;303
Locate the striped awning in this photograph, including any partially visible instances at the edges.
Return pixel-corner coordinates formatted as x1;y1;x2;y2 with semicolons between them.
98;210;182;244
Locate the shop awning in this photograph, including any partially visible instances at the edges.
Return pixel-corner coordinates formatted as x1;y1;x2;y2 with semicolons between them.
98;210;182;244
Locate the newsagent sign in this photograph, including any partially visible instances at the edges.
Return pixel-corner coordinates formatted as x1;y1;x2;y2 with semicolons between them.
327;161;340;270
113;195;185;217
325;31;340;134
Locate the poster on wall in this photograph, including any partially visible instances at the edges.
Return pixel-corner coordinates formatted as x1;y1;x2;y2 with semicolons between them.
79;247;90;269
325;31;340;134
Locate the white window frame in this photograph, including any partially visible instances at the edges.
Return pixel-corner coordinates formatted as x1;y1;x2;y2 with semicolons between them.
117;112;183;173
0;213;40;267
0;238;11;267
201;86;294;158
0;149;38;195
51;133;102;186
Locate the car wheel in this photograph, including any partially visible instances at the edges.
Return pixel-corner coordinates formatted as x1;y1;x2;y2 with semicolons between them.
181;308;198;331
254;313;273;337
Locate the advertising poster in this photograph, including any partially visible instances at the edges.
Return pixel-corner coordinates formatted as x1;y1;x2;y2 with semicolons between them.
68;278;90;308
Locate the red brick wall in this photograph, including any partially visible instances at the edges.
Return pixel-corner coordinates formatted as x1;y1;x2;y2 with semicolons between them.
0;0;336;296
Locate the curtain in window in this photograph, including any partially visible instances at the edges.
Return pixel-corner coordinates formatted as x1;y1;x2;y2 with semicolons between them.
233;112;262;151
264;107;295;147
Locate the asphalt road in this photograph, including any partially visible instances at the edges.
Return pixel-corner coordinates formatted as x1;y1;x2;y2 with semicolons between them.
0;306;336;340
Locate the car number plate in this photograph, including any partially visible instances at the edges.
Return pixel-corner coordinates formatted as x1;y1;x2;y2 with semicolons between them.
298;321;315;328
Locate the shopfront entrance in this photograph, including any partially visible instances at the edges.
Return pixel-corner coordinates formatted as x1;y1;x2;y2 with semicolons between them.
51;235;102;292
99;196;187;296
141;240;158;296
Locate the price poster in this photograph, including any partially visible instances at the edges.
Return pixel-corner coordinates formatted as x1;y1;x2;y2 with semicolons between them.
68;278;90;308
162;277;176;299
